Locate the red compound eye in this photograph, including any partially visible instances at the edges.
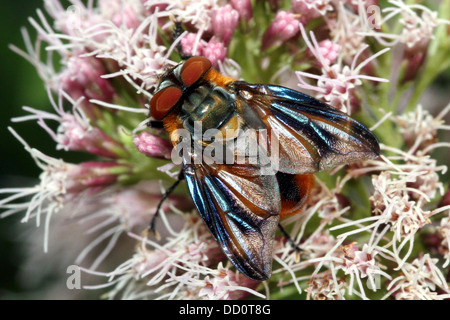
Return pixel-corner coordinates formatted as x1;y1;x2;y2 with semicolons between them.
180;56;212;86
150;86;183;120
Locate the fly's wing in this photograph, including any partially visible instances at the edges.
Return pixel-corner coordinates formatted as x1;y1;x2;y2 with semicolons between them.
232;81;380;174
183;159;280;281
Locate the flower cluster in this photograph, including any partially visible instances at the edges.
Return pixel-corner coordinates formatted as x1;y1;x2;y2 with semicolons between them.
2;0;450;300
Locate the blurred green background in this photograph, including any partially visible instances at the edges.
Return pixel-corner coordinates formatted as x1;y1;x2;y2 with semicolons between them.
0;1;57;298
0;1;106;300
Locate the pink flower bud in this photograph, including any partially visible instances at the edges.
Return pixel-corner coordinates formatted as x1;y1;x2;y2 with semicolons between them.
181;32;207;56
402;51;426;84
59;55;116;121
60;56;116;104
57;116;123;159
16;88;124;158
202;38;228;66
317;40;340;66
262;10;300;50
66;161;129;194
134;131;173;160
291;0;321;23
231;0;253;21
212;5;240;44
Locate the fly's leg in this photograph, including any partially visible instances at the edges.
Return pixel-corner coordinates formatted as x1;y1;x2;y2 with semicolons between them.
148;170;185;234
278;223;302;253
172;20;192;60
147;120;164;129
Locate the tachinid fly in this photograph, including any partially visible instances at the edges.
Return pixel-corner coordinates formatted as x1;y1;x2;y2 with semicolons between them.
147;55;380;281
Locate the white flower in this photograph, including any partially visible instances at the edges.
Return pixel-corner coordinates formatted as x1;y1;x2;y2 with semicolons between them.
361;0;450;51
306;271;347;300
393;104;450;155
385;254;450;300
1;128;76;252
436;216;450;268
296;23;389;113
339;243;391;298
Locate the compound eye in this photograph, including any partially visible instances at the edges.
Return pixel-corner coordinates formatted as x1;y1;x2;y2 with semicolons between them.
150;86;183;120
180;56;212;86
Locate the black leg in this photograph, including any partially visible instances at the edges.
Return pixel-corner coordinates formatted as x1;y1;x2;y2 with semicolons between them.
173;21;193;60
278;223;302;252
149;170;185;233
147;120;164;129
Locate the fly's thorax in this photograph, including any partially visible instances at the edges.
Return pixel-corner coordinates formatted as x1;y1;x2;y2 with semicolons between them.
180;84;238;139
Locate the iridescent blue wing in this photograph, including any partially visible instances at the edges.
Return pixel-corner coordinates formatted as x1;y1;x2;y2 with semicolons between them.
183;160;280;281
232;82;380;174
